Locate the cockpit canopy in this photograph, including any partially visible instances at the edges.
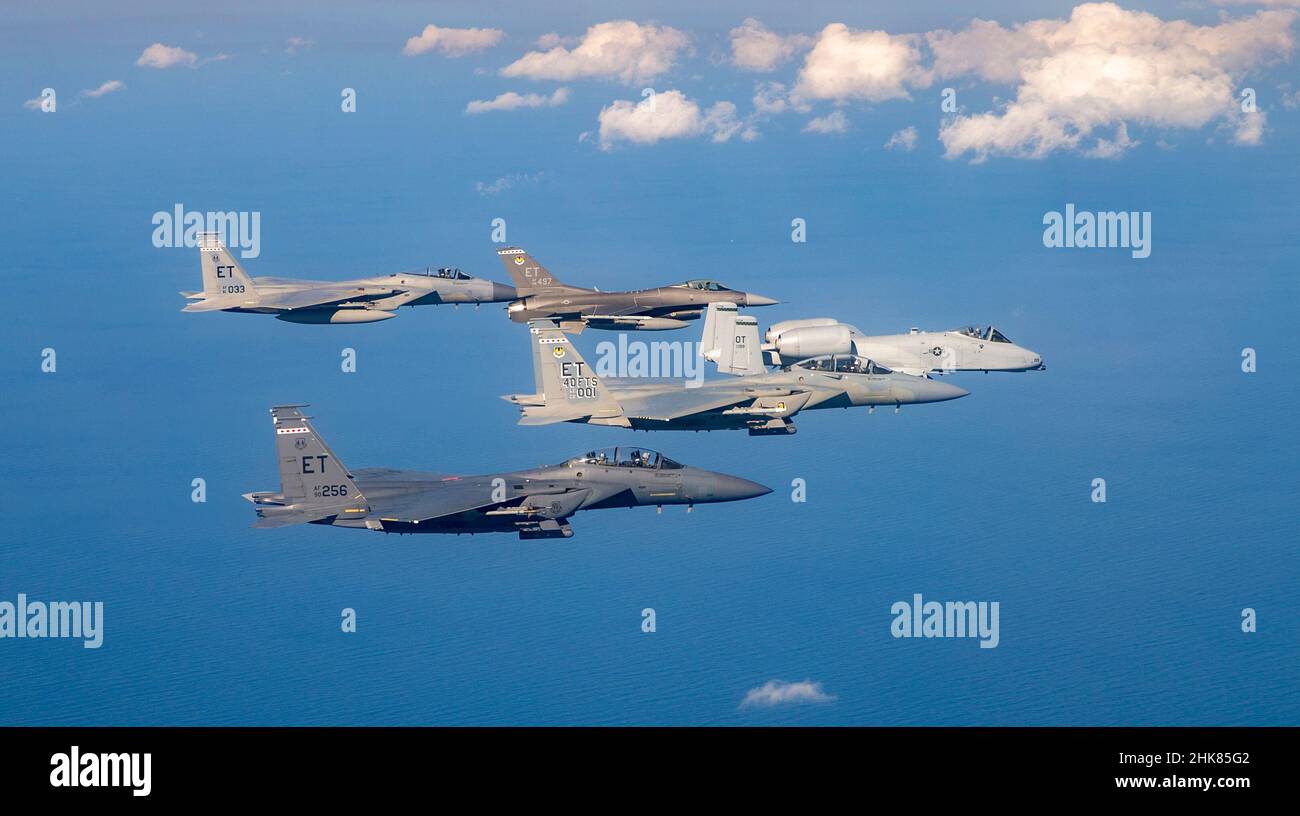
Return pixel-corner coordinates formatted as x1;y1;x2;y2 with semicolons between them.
955;325;1012;343
677;279;732;292
398;267;472;280
569;447;683;470
792;354;893;375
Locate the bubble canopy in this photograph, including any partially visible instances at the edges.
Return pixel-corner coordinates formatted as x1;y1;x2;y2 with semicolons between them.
955;325;1013;343
393;267;472;280
566;447;683;470
676;279;732;291
792;355;893;374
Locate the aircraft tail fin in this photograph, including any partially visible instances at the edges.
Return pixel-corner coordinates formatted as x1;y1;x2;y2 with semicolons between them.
496;247;583;295
198;232;256;297
701;303;766;376
246;405;367;528
516;320;622;421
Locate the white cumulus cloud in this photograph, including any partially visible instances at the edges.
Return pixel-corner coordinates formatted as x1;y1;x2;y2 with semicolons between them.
80;80;124;98
884;125;918;150
403;24;505;57
730;18;814;72
932;2;1297;161
596;89;743;149
466;87;570;114
502;20;690;85
793;23;931;103
803;110;849;134
475;171;545;196
740;679;836;708
136;43;198;69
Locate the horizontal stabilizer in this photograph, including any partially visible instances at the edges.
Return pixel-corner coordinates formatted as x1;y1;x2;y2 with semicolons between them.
249;508;337;529
518;410;589;427
181;298;239;313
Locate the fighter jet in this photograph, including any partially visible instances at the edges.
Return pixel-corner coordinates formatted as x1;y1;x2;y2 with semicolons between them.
503;312;967;435
244;405;771;538
758;318;1045;376
496;246;778;332
182;233;516;324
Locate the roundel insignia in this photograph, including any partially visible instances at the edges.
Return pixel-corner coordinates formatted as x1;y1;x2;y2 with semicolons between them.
514;256;525;265
932;346;943;356
552;346;566;358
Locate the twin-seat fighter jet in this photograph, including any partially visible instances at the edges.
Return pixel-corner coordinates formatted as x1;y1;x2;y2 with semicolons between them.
503;309;967;435
245;406;770;538
496;246;778;332
182;234;516;324
758;318;1045;376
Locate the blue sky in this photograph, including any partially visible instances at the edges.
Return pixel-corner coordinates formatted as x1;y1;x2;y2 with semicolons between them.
0;1;1297;724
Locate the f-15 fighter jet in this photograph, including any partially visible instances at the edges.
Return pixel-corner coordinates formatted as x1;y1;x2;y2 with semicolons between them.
503;312;967;436
182;234;516;324
244;406;770;538
496;246;778;332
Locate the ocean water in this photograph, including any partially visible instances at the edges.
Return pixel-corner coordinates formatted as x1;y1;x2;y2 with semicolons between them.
1;2;1296;725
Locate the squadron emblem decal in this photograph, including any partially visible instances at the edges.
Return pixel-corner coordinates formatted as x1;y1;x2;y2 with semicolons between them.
553;346;566;359
514;256;525;265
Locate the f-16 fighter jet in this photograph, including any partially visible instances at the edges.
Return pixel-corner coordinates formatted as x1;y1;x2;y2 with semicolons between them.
244;406;770;538
182;234;516;324
503;314;967;436
496;246;778;332
756;318;1045;376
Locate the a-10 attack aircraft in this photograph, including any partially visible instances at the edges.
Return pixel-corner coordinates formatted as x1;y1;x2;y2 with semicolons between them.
755;317;1045;376
495;246;779;332
244;406;771;538
503;315;967;435
182;234;516;324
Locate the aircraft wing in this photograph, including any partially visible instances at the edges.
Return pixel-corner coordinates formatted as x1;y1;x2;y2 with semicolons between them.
582;315;680;329
372;481;588;530
372;481;514;524
256;285;407;311
618;385;807;422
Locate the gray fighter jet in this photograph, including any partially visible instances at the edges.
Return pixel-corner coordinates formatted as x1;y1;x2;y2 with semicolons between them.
503;313;967;436
497;246;778;332
244;405;771;538
759;318;1045;375
182;234;516;324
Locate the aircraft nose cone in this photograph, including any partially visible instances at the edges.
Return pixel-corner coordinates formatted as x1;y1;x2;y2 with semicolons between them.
719;475;773;501
744;293;780;307
492;282;518;302
692;473;772;503
916;379;969;403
